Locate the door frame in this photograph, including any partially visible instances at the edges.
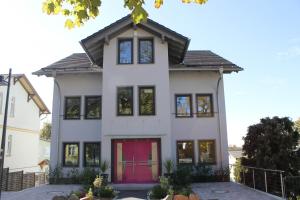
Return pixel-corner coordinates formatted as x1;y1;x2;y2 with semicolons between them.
111;138;162;183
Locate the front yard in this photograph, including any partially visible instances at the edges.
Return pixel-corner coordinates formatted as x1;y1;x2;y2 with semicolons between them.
2;182;281;200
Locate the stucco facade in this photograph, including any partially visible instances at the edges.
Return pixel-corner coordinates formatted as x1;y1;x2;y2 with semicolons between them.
0;75;49;172
34;16;242;183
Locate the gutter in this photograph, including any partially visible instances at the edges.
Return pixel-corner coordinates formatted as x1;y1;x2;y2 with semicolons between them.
216;67;224;168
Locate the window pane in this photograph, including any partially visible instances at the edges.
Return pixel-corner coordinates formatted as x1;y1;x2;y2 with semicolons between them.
199;140;216;164
177;141;194;164
85;96;101;119
7;135;12;156
139;87;155;115
9;97;15;117
176;95;192;117
65;97;81;119
0;92;3;114
139;39;153;63
63;143;79;166
119;40;132;64
84;143;100;167
197;95;213;117
117;87;133;115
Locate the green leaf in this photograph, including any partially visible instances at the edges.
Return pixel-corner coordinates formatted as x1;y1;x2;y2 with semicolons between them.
65;19;75;29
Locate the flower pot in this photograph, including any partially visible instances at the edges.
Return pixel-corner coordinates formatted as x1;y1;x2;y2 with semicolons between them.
147;191;171;200
100;174;109;186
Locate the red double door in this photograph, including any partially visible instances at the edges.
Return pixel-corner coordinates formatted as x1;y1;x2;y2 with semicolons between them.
113;139;160;183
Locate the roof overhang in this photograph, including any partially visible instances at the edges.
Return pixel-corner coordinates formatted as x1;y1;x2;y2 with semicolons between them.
11;74;50;115
80;15;190;66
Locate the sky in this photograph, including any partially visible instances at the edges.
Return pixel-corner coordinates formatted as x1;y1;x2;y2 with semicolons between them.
0;0;299;146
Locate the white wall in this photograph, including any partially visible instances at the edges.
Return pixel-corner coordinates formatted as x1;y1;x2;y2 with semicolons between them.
101;28;172;179
170;71;229;168
50;73;102;171
0;77;41;172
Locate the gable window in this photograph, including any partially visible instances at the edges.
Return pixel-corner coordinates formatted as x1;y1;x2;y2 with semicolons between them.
64;97;81;119
175;94;192;117
139;86;155;115
9;97;15;117
138;38;154;64
117;87;133;116
118;39;133;64
176;140;194;164
196;94;213;117
84;142;101;167
198;140;216;164
85;96;101;119
6;135;12;156
0;92;3;114
63;143;79;167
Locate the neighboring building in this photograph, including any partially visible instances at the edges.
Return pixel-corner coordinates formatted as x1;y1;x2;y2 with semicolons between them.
38;138;50;172
228;150;243;165
0;74;50;172
34;15;243;183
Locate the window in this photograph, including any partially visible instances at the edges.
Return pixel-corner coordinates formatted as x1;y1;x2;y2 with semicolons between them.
64;97;81;119
6;135;12;156
198;140;216;164
0;92;3;114
9;97;15;117
63;143;79;167
196;94;213;117
138;39;154;64
139;86;155;115
117;87;133;116
118;39;133;64
85;96;101;119
176;140;194;164
175;94;192;117
84;142;101;167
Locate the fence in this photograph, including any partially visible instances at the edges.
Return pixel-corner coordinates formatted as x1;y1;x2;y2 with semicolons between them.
230;164;285;198
0;168;47;191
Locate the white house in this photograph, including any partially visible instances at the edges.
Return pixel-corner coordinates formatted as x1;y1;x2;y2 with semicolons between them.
0;74;50;172
34;16;242;183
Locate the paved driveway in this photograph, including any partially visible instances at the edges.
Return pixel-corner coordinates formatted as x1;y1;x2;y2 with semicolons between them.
1;182;282;200
192;182;282;200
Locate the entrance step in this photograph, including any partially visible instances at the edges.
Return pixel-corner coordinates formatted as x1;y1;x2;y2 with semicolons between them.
111;183;156;191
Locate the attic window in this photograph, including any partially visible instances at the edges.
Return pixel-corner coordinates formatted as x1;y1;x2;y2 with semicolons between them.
118;39;133;64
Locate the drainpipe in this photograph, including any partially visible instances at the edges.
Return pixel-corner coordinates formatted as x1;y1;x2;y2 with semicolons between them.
53;72;62;167
216;67;224;168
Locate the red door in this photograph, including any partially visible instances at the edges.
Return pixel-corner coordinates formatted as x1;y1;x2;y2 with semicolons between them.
113;139;160;183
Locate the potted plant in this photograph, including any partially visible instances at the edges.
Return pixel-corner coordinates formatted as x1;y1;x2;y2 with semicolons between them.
99;160;109;185
163;160;174;178
81;176;118;200
148;176;173;200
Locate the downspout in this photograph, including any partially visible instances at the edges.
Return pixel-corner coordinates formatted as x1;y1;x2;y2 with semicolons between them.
53;72;62;167
216;67;224;168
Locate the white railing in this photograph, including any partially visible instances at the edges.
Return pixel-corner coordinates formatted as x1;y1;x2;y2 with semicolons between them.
229;164;285;199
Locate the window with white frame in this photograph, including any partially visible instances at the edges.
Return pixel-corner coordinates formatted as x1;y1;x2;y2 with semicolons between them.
0;92;3;114
9;97;15;117
7;135;12;156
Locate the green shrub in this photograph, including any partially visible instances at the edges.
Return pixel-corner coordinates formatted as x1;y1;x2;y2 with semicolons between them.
150;185;168;199
170;165;192;191
96;186;116;198
80;168;99;189
49;165;63;184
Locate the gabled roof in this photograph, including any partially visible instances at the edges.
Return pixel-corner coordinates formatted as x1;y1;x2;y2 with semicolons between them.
80;15;190;66
33;50;242;76
2;74;50;115
33;53;101;76
171;50;243;72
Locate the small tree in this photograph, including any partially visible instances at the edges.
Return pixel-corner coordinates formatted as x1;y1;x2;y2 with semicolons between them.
40;122;51;141
242;116;299;175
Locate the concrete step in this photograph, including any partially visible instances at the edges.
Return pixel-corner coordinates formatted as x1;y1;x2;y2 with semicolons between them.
111;183;156;190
